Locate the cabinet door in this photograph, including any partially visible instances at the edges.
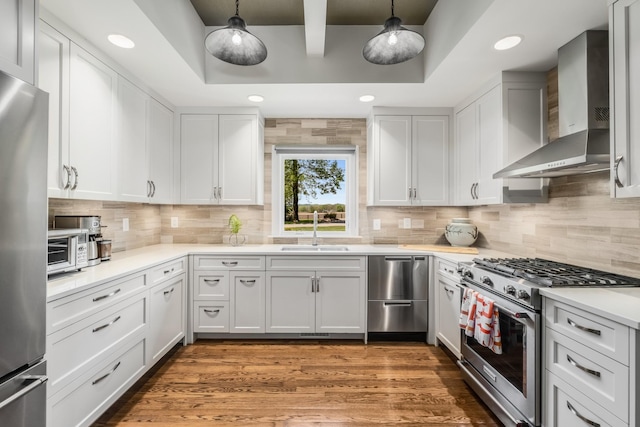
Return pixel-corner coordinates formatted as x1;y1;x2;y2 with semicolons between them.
412;116;449;205
68;44;118;200
147;99;174;204
39;22;70;198
370;116;412;205
180;114;217;204
148;276;184;364
218;115;258;204
436;274;461;359
476;86;502;204
117;78;149;202
455;104;478;205
612;0;640;198
0;0;35;84
315;271;365;333
230;272;265;333
265;271;315;333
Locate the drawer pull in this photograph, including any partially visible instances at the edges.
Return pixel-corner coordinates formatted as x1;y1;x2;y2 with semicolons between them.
163;287;175;296
383;301;412;307
567;318;601;336
163;267;175;275
566;355;601;378
92;315;121;333
566;401;600;427
204;279;220;284
204;309;220;315
240;279;256;285
93;288;121;302
222;261;238;267
92;361;121;385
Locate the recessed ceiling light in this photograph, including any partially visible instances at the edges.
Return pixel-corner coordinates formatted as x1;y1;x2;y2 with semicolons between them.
493;35;523;51
359;95;375;103
108;34;135;49
248;95;264;103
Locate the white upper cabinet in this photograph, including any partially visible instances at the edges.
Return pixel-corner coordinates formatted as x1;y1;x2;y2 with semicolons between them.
0;0;35;84
116;78;175;204
367;110;450;206
453;72;549;205
180;113;264;205
611;0;640;198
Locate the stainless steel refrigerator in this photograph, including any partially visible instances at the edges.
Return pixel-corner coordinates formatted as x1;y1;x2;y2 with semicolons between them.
0;70;49;425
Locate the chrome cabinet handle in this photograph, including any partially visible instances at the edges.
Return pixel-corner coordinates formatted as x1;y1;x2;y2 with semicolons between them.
567;318;601;336
204;278;220;284
409;187;412;199
92;315;121;333
93;288;121;302
70;166;79;190
614;155;624;188
315;277;320;293
566;354;601;378
147;180;151;197
566;401;600;427
311;278;315;293
217;187;222;200
470;183;475;199
62;165;71;189
163;287;175;296
210;186;216;200
151;180;156;197
0;375;47;410
473;183;479;199
444;286;455;297
240;279;256;285
204;309;220;314
222;261;238;267
92;361;121;385
163;267;175;275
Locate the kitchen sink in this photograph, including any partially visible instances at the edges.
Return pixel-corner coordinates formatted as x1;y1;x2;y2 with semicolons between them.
281;245;349;252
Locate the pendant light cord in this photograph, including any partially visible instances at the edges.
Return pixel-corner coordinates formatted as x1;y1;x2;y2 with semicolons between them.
235;0;239;16
391;0;394;17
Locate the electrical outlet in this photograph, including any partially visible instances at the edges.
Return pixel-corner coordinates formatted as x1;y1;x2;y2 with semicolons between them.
373;219;381;230
403;218;411;229
122;218;129;232
171;217;179;228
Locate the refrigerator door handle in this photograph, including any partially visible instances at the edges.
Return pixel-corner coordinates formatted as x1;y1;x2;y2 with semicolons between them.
0;375;47;411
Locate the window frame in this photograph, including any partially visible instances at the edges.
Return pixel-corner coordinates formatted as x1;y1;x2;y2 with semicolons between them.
271;145;358;238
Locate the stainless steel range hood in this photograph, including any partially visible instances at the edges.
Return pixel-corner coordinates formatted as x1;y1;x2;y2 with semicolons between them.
494;31;609;179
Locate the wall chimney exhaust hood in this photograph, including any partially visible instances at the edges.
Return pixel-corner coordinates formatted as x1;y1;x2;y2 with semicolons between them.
494;31;609;179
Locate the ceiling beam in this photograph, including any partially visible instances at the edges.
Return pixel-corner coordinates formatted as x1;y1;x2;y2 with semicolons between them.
303;0;327;57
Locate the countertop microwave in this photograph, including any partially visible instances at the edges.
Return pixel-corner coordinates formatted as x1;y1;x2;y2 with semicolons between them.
47;228;89;276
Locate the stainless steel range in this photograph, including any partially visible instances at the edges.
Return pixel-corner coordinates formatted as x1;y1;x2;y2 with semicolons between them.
457;257;640;427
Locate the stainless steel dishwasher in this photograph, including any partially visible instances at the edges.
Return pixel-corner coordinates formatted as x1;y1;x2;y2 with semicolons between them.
367;255;428;332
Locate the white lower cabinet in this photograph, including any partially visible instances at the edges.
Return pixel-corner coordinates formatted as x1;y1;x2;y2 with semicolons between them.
148;275;185;365
543;297;638;427
230;271;266;333
435;258;462;358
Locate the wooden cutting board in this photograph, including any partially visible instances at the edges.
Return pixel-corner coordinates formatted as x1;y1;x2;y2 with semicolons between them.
399;244;479;254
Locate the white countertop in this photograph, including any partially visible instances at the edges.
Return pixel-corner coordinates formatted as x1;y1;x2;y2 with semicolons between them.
540;287;640;329
47;243;510;301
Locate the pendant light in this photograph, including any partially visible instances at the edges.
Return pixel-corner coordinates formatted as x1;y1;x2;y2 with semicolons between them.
363;0;425;65
204;0;267;66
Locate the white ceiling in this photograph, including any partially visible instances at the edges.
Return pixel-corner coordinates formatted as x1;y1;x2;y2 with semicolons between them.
39;0;608;118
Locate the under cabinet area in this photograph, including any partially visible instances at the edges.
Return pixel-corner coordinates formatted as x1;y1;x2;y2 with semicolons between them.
435;258;462;358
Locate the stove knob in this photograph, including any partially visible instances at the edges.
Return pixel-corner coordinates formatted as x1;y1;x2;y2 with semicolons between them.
458;268;473;280
517;290;530;300
481;276;493;287
505;285;516;295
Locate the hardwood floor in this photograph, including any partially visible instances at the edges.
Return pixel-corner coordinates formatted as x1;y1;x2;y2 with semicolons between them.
93;340;502;426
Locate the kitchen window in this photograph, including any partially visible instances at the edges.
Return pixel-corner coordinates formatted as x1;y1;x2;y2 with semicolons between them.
272;146;358;238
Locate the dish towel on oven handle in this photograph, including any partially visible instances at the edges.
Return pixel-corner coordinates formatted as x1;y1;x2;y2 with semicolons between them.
459;288;502;354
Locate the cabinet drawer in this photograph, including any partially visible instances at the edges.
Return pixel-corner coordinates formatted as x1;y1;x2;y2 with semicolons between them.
148;258;185;286
192;255;265;270
48;336;146;427
437;258;458;276
193;271;229;300
48;294;147;395
545;327;629;421
545;371;626;427
367;300;427;332
267;256;366;271
545;299;630;364
194;301;229;332
47;273;146;334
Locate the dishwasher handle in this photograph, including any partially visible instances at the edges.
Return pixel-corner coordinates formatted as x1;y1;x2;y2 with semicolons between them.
384;256;412;261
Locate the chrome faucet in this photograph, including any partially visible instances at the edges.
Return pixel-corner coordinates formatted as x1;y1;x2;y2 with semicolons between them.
312;211;318;246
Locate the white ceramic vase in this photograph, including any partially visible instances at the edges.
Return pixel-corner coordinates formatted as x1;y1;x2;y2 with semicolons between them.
444;218;478;247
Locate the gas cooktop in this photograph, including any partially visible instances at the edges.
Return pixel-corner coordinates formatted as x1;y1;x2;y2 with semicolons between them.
473;257;640;287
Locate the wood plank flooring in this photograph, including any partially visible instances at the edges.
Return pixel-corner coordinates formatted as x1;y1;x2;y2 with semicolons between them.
93;340;502;426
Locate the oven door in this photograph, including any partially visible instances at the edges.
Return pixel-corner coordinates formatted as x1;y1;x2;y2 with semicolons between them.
47;234;77;274
460;281;540;426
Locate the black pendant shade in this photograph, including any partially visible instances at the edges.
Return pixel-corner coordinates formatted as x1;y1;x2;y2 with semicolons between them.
204;1;267;66
363;3;425;65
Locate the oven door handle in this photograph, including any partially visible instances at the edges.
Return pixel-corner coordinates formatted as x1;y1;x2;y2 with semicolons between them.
493;302;529;320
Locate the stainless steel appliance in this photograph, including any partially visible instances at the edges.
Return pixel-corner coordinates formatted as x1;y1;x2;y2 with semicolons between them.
367;255;428;333
47;229;90;276
457;257;640;427
98;239;112;261
0;70;49;426
54;215;103;266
